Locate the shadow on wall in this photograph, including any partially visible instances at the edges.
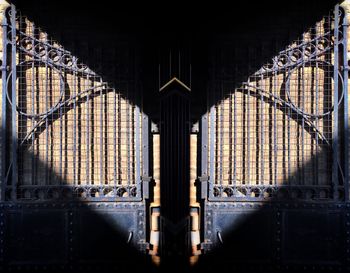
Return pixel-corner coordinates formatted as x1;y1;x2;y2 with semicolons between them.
1;133;346;273
192;144;346;273
1;133;157;273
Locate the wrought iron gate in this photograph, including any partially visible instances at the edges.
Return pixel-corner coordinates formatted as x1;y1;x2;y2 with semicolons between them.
197;4;350;269
0;4;151;270
1;1;350;271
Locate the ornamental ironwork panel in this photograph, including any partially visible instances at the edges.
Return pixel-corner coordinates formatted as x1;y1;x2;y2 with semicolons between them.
201;6;348;202
1;5;149;201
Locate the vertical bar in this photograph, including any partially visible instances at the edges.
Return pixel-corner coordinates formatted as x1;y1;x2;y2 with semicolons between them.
233;52;237;188
343;8;349;200
126;88;130;194
131;79;136;193
201;114;208;177
219;86;224;195
333;5;339;199
233;87;237;187
218;48;224;195
86;75;90;186
131;104;135;190
260;75;264;185
315;54;319;186
99;78;103;187
228;93;232;186
10;4;17;199
215;104;218;191
142;113;149;177
113;89;117;190
73;57;77;186
209;105;215;198
247;79;251;186
31;24;35;185
59;51;63;182
135;106;141;197
301;45;306;185
117;93;121;187
45;43;49;185
273;59;278;186
287;73;291;183
1;10;7;200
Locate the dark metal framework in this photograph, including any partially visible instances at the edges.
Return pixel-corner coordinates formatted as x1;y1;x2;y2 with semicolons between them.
200;6;349;202
196;6;350;269
0;5;151;268
0;2;349;271
1;5;149;202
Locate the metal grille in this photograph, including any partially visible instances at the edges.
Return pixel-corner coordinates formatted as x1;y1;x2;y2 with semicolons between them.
202;7;348;201
2;6;147;201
